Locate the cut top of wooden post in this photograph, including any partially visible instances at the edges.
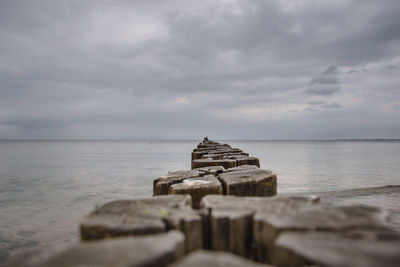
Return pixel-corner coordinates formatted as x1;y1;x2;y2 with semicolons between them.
6;231;185;267
168;175;223;209
274;231;400;267
200;194;320;213
154;170;203;195
80;195;200;240
218;168;277;196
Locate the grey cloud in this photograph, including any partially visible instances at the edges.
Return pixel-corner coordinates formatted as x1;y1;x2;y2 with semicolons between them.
0;0;399;139
321;66;338;75
308;101;324;106
322;102;342;109
306;83;340;95
347;68;368;74
305;66;340;95
307;101;341;109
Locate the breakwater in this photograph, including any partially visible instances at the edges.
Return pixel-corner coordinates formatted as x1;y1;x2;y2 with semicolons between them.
5;138;400;267
153;138;277;208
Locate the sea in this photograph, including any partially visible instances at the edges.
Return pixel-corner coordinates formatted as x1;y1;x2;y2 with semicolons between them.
1;140;400;263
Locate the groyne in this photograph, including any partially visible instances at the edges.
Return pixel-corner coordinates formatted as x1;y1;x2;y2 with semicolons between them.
6;138;400;267
153;138;276;208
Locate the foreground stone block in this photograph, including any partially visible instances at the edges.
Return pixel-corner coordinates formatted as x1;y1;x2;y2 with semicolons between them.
208;207;255;257
80;195;202;252
203;194;391;264
274;231;400;267
7;231;185;267
192;159;237;170
154;170;202;195
200;195;319;259
169;175;223;209
218;169;277;196
253;203;392;262
167;250;273;267
200;194;320;213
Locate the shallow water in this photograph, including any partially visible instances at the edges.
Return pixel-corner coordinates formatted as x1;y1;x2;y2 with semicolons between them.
314;185;400;231
0;140;400;263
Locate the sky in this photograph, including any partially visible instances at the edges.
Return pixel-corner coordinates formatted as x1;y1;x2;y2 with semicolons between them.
0;0;399;140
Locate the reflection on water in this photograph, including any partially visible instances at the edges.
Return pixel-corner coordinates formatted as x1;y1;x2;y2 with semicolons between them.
0;140;400;263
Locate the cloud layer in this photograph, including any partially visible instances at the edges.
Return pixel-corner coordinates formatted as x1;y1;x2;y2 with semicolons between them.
0;0;399;139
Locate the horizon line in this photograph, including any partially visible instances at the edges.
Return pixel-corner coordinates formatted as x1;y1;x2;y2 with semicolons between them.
1;138;400;142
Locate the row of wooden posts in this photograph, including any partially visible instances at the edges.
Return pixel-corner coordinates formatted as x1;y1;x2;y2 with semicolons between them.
6;138;400;267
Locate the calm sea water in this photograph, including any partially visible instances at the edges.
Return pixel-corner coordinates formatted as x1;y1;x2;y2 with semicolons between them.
1;140;400;262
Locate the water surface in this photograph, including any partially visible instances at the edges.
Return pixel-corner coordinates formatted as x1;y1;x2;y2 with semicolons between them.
1;140;399;262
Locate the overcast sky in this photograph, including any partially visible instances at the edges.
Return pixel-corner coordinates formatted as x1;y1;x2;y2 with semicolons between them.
0;0;399;139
